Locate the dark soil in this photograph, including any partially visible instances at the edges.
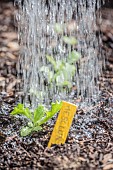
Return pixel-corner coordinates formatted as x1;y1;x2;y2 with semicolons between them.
0;2;113;170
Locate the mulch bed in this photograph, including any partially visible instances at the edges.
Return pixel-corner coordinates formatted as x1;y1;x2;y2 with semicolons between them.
0;2;113;170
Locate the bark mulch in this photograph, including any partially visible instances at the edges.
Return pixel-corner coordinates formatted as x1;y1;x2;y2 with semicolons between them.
0;2;113;170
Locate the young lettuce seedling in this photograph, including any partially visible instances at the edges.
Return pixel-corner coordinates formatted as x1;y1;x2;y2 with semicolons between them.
10;101;62;137
40;50;80;89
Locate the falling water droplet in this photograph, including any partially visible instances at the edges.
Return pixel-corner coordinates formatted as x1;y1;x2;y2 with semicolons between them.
16;0;104;108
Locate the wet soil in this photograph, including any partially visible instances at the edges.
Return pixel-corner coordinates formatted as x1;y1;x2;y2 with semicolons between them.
0;2;113;170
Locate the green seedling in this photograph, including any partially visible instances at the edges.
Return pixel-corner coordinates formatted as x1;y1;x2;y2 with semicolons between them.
40;23;80;90
63;36;77;45
40;50;80;89
10;101;62;137
54;23;64;34
30;23;80;99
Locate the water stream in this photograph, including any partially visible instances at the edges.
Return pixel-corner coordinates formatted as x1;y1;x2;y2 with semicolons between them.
16;0;104;108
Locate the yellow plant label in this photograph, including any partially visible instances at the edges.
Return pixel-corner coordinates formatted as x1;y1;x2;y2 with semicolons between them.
48;101;77;147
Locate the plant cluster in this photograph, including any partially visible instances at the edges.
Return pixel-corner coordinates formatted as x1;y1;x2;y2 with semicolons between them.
10;101;62;136
40;23;80;90
10;23;80;137
41;51;80;89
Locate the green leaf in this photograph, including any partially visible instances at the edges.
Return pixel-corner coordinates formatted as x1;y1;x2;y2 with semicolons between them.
48;71;54;82
46;55;57;70
28;122;33;128
68;50;80;64
38;101;62;125
55;72;64;85
63;36;77;45
54;23;63;34
34;105;45;124
20;126;32;137
10;103;24;115
56;79;72;88
10;104;33;121
32;126;42;132
65;63;75;77
47;101;62;116
55;60;64;71
62;81;72;88
20;125;42;136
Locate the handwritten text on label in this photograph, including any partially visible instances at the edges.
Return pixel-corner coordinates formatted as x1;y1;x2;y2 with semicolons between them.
48;101;77;147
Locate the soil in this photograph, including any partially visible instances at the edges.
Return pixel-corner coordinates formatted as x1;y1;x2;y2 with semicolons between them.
0;2;113;170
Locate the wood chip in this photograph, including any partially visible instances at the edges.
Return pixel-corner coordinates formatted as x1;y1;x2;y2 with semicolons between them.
7;42;19;51
103;164;113;170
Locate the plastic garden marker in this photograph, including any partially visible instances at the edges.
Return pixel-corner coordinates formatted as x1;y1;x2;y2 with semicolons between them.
48;101;77;147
